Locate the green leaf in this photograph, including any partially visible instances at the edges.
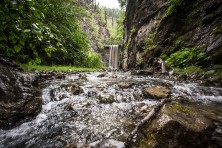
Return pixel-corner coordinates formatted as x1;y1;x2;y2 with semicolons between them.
14;45;22;53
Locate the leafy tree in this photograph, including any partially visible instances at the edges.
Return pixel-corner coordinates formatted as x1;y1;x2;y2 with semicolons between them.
0;0;58;64
0;0;103;67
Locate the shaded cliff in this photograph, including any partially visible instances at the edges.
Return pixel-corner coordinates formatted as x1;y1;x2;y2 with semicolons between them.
120;0;222;72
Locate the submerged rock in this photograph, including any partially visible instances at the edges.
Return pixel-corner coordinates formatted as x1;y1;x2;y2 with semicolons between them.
143;86;171;99
0;57;42;128
98;94;115;104
78;73;87;80
130;102;215;148
61;83;83;95
97;73;106;77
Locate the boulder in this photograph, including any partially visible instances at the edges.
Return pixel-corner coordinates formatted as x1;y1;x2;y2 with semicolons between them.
143;86;171;99
0;57;42;128
131;102;215;148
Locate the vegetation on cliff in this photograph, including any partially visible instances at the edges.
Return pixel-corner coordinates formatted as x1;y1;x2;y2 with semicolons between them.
121;0;222;77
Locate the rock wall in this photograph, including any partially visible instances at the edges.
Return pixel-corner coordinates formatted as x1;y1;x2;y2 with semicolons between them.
120;0;222;70
0;55;42;129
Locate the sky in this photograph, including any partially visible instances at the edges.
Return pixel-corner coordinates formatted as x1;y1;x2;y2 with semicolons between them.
97;0;120;9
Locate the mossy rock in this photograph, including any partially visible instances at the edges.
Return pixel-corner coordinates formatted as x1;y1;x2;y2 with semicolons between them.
132;102;215;148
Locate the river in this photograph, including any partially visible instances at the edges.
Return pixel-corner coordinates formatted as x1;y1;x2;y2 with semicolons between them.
0;71;222;147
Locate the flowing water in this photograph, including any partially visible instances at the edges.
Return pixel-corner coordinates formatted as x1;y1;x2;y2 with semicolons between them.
0;71;222;148
109;45;119;70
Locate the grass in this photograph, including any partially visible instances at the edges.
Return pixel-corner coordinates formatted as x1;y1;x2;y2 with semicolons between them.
20;64;102;72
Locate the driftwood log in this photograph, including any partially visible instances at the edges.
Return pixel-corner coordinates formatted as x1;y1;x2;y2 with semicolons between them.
125;99;170;147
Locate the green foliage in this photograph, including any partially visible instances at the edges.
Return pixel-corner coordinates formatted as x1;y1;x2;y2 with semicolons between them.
173;66;203;74
115;11;125;44
20;64;100;72
143;33;157;54
117;0;127;9
0;0;103;68
0;0;58;64
167;0;183;15
101;7;124;45
84;51;104;68
166;47;206;68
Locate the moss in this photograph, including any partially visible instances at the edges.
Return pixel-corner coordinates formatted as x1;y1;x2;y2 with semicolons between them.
166;0;184;15
139;131;158;148
169;103;190;114
143;32;157;54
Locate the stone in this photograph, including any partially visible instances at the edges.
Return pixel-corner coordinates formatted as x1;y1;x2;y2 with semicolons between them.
78;73;87;80
98;94;115;104
131;70;153;75
143;86;171;99
118;82;132;89
97;73;106;77
0;57;42;128
61;83;83;95
133;103;215;148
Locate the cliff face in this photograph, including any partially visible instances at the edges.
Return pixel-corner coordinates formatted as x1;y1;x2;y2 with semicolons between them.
120;0;222;71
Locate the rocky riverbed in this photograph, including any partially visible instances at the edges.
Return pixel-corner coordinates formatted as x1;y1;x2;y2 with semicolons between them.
0;70;222;147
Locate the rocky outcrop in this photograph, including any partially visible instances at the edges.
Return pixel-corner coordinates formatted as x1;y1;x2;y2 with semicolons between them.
0;56;42;128
120;0;222;71
128;102;215;148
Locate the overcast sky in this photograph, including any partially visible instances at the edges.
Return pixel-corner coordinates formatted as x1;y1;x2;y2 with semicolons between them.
97;0;120;9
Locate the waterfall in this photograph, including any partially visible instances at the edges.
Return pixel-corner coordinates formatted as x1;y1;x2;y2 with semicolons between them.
109;45;119;70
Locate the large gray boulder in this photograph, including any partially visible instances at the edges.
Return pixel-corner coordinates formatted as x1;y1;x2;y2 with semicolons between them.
0;56;42;128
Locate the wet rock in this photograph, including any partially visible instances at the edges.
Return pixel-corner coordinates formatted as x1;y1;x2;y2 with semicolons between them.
133;102;215;148
131;70;153;75
0;57;42;128
61;83;83;95
78;73;87;80
87;90;97;97
98;94;115;104
118;82;132;89
39;73;54;80
140;105;150;113
64;143;77;148
143;86;171;99
55;73;66;79
97;73;106;77
177;74;188;81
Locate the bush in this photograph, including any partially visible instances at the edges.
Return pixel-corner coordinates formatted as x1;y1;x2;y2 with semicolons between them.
84;51;104;68
166;47;206;68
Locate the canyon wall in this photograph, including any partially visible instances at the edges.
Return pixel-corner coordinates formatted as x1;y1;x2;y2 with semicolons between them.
120;0;222;71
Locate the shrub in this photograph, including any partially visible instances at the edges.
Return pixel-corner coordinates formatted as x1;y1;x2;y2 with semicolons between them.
166;47;206;68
